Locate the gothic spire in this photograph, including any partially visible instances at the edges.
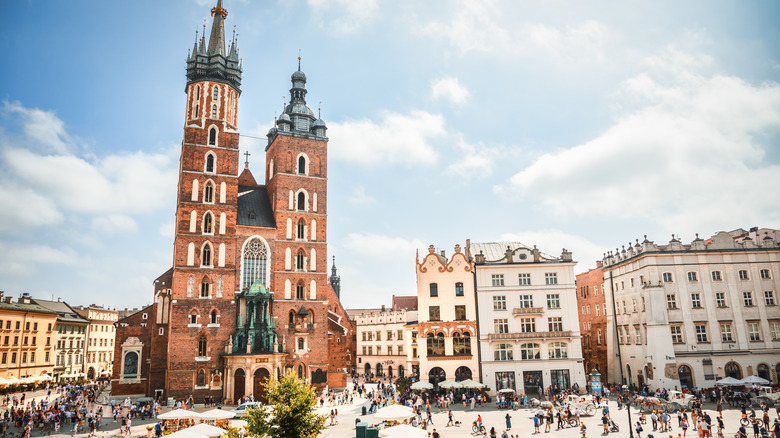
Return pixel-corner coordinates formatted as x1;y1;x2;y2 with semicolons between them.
207;0;228;56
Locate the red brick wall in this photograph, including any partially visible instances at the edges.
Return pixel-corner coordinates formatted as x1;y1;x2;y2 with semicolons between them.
575;264;609;384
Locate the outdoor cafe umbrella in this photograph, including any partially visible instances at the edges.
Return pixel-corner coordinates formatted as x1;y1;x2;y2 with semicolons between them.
378;424;429;438
158;409;198;420
196;409;236;420
166;423;225;438
458;379;486;389
437;379;462;389
410;381;433;390
741;375;770;385
715;377;743;386
373;405;415;422
498;388;516;393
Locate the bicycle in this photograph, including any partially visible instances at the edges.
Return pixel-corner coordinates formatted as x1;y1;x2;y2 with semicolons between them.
472;421;486;434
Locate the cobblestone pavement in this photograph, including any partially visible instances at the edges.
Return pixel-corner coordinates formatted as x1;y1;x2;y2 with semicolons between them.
3;387;776;438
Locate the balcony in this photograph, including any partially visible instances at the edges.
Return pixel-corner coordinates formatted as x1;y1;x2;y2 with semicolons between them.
511;307;544;316
488;330;572;341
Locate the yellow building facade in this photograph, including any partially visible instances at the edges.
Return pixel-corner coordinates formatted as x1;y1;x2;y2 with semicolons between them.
0;294;58;379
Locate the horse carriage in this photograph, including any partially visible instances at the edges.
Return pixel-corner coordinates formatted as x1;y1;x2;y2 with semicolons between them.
562;394;597;416
664;390;696;412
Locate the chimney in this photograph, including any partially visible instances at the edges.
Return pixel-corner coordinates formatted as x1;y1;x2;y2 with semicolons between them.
57;298;62;302
381;305;386;313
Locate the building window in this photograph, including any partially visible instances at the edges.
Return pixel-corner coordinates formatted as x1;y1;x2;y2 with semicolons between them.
491;274;504;287
455;282;464;296
635;326;642;344
242;237;268;290
197;369;206;387
453;332;471;355
208;128;217;146
297;155;306;175
203;181;214;203
597;329;602;345
210;311;217;324
670;326;683;343
429;283;438;297
691;293;702;308
297;219;305;239
205;153;215;173
520;343;540;360
200;279;210;298
297;338;305;350
695;323;708;343
454;305;466;321
743;291;754;307
376;331;381;341
662;272;673;283
211;104;217;118
519;318;535;333
760;269;771;279
545;273;558;285
712;271;722;281
765;291;776;306
428;306;440;321
548;317;562;332
203;212;213;234
770;321;780;341
493;296;506;311
617;327;624;344
739;270;749;280
687;271;698;282
494;344;512;361
361;332;366;342
720;323;733;342
595;306;600;316
296;282;304;300
715;292;727;308
631;278;635;287
666;294;678;310
426;333;444;356
748;322;761;341
494;319;508;334
546;294;560;309
189;314;198;324
518;273;530;285
518;295;534;308
548;342;567;359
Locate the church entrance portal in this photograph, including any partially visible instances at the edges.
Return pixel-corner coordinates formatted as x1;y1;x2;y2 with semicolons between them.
253;368;270;403
234;369;245;401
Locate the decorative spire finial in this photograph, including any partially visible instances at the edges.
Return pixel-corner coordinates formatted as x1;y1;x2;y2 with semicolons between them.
244;150;251;170
298;49;301;71
318;101;321;118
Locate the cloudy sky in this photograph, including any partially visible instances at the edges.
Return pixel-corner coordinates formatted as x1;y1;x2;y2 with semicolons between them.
1;0;779;310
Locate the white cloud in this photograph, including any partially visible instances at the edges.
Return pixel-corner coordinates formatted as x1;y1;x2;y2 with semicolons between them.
3;101;71;154
0;241;78;276
158;221;175;238
328;110;445;166
92;214;138;234
419;0;511;56
497;51;780;232
527;20;608;64
499;230;607;273
307;0;379;35
431;77;470;104
0;183;63;231
347;185;375;205
342;232;425;258
446;135;499;179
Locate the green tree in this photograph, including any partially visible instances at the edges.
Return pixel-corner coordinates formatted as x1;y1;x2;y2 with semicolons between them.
244;373;326;438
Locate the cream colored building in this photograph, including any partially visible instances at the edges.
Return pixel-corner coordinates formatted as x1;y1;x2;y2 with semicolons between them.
413;244;479;385
0;293;58;379
603;227;780;389
74;306;118;380
471;242;586;396
355;306;417;380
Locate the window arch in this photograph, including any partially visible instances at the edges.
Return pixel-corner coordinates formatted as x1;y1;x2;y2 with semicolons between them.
426;333;444;356
200;278;210;298
201;243;212;266
298;364;304;379
198;336;207;357
297;337;304;350
548;342;568;359
453;331;471;355
296;281;304;300
297;155;307;175
203;181;214;203
494;344;512;361
211;104;217;118
203;212;213;234
297;219;305;240
212;85;219;101
205;152;215;172
195;85;201;100
520;343;541;360
197;369;206;387
242;237;269;290
210;310;218;324
296;250;305;270
208;127;217;146
297;191;306;211
288;311;295;327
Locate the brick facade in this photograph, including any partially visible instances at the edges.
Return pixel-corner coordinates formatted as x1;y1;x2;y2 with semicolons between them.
575;263;608;384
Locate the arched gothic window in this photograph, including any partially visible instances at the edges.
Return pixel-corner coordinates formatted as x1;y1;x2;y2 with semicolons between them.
202;244;212;266
297;192;305;211
208;128;216;146
210;310;217;324
195;85;201;100
298;364;304;379
296;250;305;270
288;311;295;326
297;338;304;350
297;156;306;175
205;153;215;172
197;369;206;387
212;85;219;100
204;181;214;203
297;219;305;239
211;105;217;118
203;212;213;234
242;238;268;290
296;282;304;300
198;336;207;357
200;278;210;298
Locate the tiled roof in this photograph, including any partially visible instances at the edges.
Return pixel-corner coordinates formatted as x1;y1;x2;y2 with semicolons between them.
392;295;417;311
30;299;90;324
0;301;58;314
237;185;276;228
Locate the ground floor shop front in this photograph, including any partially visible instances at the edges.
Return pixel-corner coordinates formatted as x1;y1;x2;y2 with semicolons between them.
481;360;586;396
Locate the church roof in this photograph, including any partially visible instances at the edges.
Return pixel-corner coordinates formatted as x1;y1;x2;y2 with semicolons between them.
237;185;275;228
238;168;258;186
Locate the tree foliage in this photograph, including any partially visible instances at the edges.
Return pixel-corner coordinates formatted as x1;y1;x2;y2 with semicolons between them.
244;373;326;438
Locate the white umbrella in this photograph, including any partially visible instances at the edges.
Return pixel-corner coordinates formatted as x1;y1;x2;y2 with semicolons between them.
39;374;53;381
715;377;743;386
378;424;428;438
373;405;415;422
438;379;462;389
410;381;433;390
498;388;516;393
166;424;225;438
741;375;770;385
196;409;236;420
158;409;198;420
458;379;485;389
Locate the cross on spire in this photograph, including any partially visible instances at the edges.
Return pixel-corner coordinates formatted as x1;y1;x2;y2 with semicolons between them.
244;150;251;169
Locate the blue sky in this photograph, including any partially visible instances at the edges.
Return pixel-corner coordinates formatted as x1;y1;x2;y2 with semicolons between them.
1;0;779;310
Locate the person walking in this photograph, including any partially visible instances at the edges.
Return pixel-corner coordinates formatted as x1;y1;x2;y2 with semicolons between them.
505;413;511;430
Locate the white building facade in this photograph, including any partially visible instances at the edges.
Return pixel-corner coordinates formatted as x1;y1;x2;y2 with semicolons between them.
603;228;780;390
471;242;586;397
413;244;479;385
355;308;417;380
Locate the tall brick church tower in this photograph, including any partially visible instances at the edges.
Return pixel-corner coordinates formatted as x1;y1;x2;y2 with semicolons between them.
111;0;355;403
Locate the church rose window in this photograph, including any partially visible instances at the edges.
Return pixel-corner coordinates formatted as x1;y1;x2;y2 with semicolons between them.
242;238;268;290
